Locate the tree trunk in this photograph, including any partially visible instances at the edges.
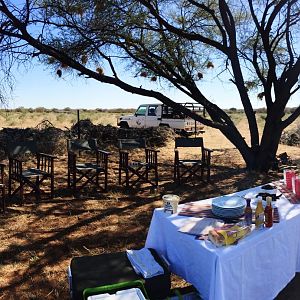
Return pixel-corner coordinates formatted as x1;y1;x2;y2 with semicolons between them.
242;119;283;172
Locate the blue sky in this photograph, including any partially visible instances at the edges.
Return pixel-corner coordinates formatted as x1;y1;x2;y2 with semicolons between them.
5;63;299;110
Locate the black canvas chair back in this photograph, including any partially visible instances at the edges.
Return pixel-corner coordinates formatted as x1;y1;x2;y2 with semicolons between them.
175;137;204;148
174;137;212;184
7;141;55;204
118;138;159;188
8;141;38;157
118;138;146;150
67;139;98;152
67;139;110;194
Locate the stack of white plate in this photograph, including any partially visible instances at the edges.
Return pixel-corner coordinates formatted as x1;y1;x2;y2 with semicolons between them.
212;196;246;218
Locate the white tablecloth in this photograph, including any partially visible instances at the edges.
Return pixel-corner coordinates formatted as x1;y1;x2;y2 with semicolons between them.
145;185;300;300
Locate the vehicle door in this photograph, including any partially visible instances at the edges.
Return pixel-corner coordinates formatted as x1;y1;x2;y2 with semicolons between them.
145;105;160;127
133;105;147;128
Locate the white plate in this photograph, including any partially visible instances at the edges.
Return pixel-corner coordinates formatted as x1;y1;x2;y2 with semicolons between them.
212;196;246;209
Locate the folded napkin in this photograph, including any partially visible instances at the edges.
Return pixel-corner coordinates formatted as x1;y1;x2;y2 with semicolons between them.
179;218;224;236
126;248;164;279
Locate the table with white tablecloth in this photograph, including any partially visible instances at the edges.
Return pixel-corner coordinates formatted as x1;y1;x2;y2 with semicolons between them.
145;185;300;300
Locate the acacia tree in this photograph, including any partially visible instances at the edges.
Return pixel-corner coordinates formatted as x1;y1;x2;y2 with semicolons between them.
0;0;299;171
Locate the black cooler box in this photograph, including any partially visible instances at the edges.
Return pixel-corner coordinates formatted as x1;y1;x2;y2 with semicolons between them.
69;248;171;300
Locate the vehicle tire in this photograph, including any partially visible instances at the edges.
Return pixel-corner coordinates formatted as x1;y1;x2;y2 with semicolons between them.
119;122;129;129
159;123;170;128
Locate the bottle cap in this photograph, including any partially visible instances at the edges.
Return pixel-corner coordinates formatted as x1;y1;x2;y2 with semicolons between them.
266;196;272;203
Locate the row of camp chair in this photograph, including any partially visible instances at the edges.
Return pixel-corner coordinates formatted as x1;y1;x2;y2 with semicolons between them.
0;137;212;210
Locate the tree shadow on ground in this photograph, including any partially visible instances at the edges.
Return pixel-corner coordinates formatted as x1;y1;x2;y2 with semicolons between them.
0;156;285;299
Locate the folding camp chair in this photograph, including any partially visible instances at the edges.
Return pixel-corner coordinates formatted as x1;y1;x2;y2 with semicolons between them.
174;137;212;184
0;163;5;213
67;139;110;193
8;141;55;203
118;139;159;188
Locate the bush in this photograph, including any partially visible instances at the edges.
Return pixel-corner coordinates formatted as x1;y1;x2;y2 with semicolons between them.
280;125;300;146
35;107;46;113
15;106;26;112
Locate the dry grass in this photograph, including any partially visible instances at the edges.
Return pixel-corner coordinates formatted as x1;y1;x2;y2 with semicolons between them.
0;110;299;299
0;109;134;129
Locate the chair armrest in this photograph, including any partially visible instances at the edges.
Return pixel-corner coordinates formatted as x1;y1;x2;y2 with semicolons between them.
146;147;160;153
8;157;23;178
119;150;129;168
119;149;129;153
202;148;212;165
38;152;57;159
203;147;213;153
96;149;111;156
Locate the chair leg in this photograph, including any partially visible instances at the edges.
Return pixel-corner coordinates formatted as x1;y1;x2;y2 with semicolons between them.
125;169;129;188
67;169;71;189
173;164;177;182
146;166;149;181
51;175;54;199
207;167;211;183
1;186;5;213
155;166;159;187
35;177;40;202
104;170;108;192
72;170;76;194
177;166;181;185
201;167;204;181
96;172;99;188
8;177;12;199
20;181;24;206
118;168;122;185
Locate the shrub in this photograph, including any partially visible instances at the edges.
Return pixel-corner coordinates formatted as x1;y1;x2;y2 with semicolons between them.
35;107;46;113
280;125;300;146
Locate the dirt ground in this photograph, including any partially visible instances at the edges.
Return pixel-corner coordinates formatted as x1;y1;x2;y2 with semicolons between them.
0;124;299;300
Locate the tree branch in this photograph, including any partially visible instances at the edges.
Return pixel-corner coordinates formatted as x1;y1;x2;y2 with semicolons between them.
281;105;300;129
138;0;228;53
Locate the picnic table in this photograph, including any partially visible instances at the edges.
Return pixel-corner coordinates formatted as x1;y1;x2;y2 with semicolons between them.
145;183;300;300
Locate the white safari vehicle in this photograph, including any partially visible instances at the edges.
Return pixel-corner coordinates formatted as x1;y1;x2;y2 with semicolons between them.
117;103;205;135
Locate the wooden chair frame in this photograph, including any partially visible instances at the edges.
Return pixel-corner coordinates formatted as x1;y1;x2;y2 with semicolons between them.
67;139;110;193
118;139;159;188
0;163;5;213
174;137;212;184
8;141;55;203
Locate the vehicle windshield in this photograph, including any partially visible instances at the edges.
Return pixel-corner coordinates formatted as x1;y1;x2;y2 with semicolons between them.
135;105;147;116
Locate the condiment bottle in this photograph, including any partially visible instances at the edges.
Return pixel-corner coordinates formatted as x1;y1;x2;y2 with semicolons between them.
244;198;252;226
264;196;273;228
255;197;264;229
